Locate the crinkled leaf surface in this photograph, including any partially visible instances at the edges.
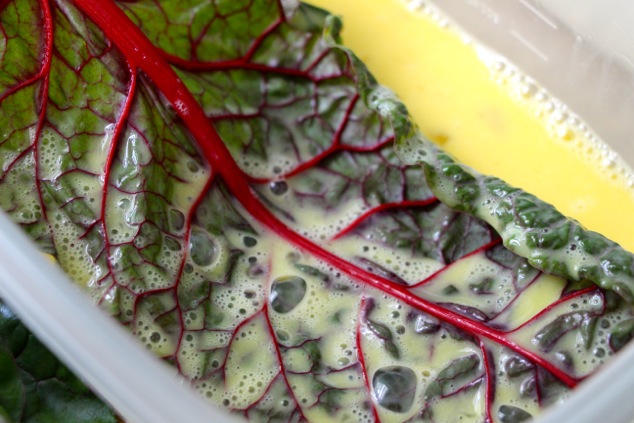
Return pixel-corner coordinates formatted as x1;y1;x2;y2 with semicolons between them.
2;0;634;422
0;302;118;422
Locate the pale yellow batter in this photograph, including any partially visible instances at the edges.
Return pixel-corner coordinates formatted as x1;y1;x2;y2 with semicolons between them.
307;0;634;252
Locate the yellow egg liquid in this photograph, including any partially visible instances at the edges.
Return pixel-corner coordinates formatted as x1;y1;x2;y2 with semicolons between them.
306;0;634;252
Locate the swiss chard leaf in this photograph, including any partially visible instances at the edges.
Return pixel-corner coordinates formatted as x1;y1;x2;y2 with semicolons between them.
1;0;634;422
0;302;118;422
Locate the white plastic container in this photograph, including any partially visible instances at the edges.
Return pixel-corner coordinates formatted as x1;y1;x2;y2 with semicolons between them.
0;1;633;423
0;211;241;423
435;0;634;167
433;2;634;422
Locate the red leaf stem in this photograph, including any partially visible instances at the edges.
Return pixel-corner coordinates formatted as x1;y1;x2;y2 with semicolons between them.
71;0;579;391
357;296;381;422
33;0;54;220
332;199;439;240
96;65;136;304
262;302;309;421
480;341;495;423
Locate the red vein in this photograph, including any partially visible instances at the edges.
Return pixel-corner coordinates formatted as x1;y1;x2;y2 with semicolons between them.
357;296;381;422
410;238;503;288
0;72;45;104
33;0;54;221
510;286;599;333
333;198;439;240
243;3;285;61
163;51;320;80
169;172;216;371
96;65;137;305
480;341;495;423
247;95;394;184
262;303;308;421
0;0;12;14
72;0;580;389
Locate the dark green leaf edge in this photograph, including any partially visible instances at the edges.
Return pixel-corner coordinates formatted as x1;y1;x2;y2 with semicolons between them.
321;13;634;304
0;301;118;423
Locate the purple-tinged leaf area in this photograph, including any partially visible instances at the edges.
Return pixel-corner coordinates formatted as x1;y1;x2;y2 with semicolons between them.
2;0;634;422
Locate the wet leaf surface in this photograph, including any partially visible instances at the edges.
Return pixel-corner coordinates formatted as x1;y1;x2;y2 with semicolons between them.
2;1;634;422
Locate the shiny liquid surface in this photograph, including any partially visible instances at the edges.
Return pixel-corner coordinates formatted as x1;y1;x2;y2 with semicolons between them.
307;0;634;252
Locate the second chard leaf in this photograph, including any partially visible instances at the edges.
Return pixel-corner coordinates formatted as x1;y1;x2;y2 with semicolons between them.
1;0;633;422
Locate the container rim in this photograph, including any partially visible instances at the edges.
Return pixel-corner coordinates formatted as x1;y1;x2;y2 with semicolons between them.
0;210;242;423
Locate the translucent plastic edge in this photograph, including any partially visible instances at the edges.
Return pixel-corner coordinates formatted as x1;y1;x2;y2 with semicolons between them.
538;338;634;423
0;210;241;423
427;1;634;422
428;0;634;169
